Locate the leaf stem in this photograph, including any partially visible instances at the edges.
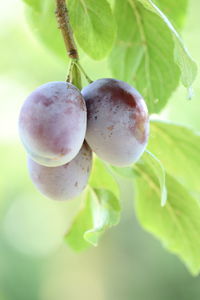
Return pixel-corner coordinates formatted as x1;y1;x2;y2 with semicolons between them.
55;0;79;59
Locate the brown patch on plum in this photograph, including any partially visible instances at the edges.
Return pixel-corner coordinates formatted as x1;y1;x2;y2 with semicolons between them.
75;181;78;187
63;163;69;169
42;99;53;107
64;97;86;112
52;134;71;155
59;147;71;156
64;107;73;115
37;124;44;136
107;125;114;131
99;84;137;108
129;107;148;144
79;97;87;112
34;93;54;107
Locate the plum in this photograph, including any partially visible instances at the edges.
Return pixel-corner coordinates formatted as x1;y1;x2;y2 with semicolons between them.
82;78;149;166
19;81;86;167
27;142;92;201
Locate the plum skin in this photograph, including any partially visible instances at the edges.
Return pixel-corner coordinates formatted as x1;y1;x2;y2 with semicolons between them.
19;81;87;167
27;142;92;201
82;78;149;166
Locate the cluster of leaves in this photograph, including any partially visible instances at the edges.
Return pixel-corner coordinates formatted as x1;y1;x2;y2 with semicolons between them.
66;121;200;275
22;0;200;275
23;0;197;113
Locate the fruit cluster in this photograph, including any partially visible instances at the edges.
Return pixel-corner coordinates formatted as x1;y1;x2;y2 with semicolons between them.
18;78;149;201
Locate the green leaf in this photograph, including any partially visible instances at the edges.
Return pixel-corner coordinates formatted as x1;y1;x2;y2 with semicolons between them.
84;188;121;246
134;167;200;275
65;187;121;251
65;157;121;251
110;0;180;113
70;62;82;90
141;150;167;206
68;0;116;60
23;0;67;60
65;189;93;251
110;0;197;113
154;0;188;30
22;0;41;11
148;121;200;199
89;157;119;198
137;0;197;88
109;165;135;179
110;151;167;206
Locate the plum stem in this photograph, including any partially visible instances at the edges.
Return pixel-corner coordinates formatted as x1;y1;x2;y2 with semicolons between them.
75;62;93;84
55;0;79;59
66;59;75;82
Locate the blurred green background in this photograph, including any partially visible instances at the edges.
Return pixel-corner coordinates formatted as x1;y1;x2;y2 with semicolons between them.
0;0;200;299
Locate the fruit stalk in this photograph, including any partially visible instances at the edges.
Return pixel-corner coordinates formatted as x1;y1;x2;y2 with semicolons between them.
55;0;78;60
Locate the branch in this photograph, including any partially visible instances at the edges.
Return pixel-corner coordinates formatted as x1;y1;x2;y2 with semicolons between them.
55;0;79;59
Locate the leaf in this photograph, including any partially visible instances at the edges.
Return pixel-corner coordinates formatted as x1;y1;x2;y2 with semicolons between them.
148;120;200;199
154;0;188;30
109;165;135;179
110;0;197;113
23;0;67;60
65;189;93;251
89;157;120;198
84;188;121;246
68;0;116;60
141;150;167;206
110;0;180;113
70;62;82;90
22;0;41;11
110;151;167;206
65;157;121;251
134;167;200;275
137;0;197;88
65;187;121;251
